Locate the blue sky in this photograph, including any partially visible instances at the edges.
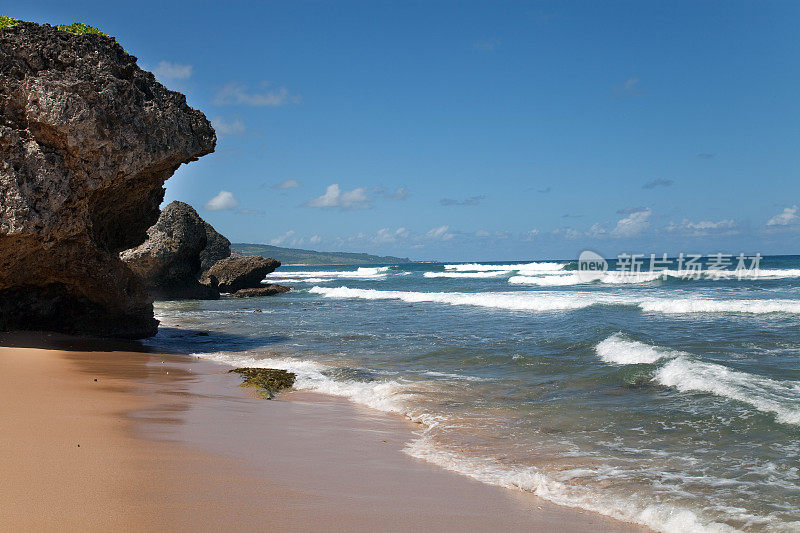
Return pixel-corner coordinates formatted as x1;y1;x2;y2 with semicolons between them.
15;1;800;260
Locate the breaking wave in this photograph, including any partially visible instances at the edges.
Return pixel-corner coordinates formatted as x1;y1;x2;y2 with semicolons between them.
443;262;566;272
309;286;610;312
309;286;800;316
267;266;393;282
595;334;800;426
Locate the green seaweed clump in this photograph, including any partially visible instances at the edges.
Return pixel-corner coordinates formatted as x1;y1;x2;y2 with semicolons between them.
0;15;21;30
229;367;296;399
56;22;108;37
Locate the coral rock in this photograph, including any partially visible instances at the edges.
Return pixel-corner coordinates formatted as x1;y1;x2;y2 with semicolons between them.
202;256;280;293
120;201;220;300
234;285;292;298
0;23;215;337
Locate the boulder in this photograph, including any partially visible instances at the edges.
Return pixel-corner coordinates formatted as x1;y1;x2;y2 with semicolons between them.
0;22;215;337
234;285;292;298
202;256;280;293
120;201;220;300
199;222;231;272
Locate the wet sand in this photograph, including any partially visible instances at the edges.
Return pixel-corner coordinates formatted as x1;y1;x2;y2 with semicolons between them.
0;334;648;532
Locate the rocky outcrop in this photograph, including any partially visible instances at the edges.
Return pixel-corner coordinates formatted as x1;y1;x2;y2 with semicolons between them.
199;222;231;272
0;22;215;337
234;285;292;298
120;201;219;300
202;256;280;293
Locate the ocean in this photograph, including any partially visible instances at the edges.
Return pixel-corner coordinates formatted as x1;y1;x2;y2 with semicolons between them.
145;255;800;533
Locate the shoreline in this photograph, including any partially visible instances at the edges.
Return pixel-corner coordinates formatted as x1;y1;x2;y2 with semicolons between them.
0;334;647;532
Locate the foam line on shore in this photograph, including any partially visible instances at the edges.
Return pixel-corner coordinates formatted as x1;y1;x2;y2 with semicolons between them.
193;347;731;533
405;436;735;533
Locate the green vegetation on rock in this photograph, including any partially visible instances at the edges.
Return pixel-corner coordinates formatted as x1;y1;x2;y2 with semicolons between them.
0;15;21;30
0;17;107;36
55;22;108;37
229;368;296;399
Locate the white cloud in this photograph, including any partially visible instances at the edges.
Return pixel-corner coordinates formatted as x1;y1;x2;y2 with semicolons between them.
152;61;193;80
666;218;736;235
375;227;410;243
612;208;651;237
204;190;239;211
305;184;371;209
642;178;673;190
587;223;607;237
767;205;799;226
274;179;300;190
391;186;408;200
473;39;500;51
309;235;322;245
214;82;301;107
553;228;581;240
521;229;540;241
270;230;296;246
212;116;245;136
473;229;508;239
426;225;454;241
440;195;485;206
616;76;642;96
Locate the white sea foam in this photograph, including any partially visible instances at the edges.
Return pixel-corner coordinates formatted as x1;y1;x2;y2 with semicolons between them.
193;350;412;413
310;286;800;316
638;298;800;314
443;262;566;272
196;347;734;533
309;286;615;311
655;356;800;426
509;271;680;286
508;274;585;286
754;268;800;279
266;266;393;282
424;271;511;278
596;333;683;364
266;277;330;283
508;268;800;287
404;436;734;533
595;335;800;426
423;371;488;382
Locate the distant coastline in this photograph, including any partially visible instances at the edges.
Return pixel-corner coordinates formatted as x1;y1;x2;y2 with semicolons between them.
232;242;412;266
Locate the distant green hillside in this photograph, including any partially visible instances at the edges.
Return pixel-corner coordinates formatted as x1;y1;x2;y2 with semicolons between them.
231;243;412;265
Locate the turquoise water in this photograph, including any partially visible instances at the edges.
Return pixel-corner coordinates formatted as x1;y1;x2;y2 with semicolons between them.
147;256;800;532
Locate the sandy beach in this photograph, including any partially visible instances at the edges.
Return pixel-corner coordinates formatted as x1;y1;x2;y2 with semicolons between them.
0;333;646;532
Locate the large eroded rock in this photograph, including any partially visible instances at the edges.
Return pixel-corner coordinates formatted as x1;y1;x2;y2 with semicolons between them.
234;285;292;298
120;201;220;300
202;256;280;293
199;221;231;272
0;22;216;337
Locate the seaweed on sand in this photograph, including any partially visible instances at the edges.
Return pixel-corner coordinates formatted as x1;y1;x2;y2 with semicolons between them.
228;368;296;399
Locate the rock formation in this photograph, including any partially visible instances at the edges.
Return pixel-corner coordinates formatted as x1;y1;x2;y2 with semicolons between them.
234;285;292;298
120;201;220;300
122;201;290;300
0;22;215;337
199;222;231;272
202;256;281;293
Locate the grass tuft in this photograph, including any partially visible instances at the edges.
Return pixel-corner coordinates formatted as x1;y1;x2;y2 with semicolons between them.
55;22;108;37
0;15;20;30
229;368;296;399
